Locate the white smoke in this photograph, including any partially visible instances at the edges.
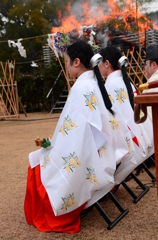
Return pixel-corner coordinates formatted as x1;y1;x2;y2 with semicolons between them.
65;0;109;23
69;0;110;48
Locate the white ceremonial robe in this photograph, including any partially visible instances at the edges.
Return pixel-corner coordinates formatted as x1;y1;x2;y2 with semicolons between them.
143;70;158;121
105;70;154;160
29;70;134;216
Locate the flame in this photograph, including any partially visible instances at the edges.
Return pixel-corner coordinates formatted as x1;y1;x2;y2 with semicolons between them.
52;1;158;44
107;0;158;32
52;2;108;33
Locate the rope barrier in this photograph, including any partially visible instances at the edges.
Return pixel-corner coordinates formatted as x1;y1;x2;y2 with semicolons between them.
0;34;49;43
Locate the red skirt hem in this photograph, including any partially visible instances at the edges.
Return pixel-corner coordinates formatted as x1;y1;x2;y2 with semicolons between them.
24;165;86;234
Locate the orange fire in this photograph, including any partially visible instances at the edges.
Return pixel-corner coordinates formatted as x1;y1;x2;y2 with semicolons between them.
52;0;158;43
52;2;108;33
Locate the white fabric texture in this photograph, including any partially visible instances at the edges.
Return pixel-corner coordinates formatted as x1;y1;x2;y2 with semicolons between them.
29;70;133;216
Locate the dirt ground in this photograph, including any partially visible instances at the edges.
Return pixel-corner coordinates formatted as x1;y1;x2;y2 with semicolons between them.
1;112;158;240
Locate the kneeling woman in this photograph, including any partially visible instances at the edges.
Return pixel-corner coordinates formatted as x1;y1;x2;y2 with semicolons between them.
24;41;131;234
99;46;154;158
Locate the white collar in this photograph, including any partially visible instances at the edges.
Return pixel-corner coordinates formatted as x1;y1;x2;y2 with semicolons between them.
76;70;95;83
152;70;158;77
70;70;96;93
106;70;122;84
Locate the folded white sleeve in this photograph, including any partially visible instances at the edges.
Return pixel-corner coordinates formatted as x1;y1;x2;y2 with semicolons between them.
90;124;107;150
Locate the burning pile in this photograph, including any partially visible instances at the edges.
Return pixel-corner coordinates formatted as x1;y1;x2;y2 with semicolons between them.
51;0;158;52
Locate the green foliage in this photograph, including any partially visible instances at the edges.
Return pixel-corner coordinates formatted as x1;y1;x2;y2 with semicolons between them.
0;0;78;69
15;57;66;112
60;32;70;47
42;138;51;148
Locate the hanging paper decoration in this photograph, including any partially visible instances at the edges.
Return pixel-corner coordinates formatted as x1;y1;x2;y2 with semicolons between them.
9;63;14;69
47;33;55;51
8;39;27;58
47;33;59;58
30;61;38;67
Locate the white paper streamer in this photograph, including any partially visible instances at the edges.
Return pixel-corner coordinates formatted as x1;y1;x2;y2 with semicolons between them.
8;39;27;58
30;61;38;67
47;33;59;58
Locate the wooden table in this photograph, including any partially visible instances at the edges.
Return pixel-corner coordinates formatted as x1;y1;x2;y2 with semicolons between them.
134;93;158;194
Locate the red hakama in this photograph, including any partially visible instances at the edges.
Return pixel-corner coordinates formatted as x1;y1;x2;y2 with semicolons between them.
24;165;86;234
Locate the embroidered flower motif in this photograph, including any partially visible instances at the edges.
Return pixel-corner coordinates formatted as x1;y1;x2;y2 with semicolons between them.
109;94;113;103
41;153;50;170
121;89;128;99
70;119;77;128
63;152;81;173
125;137;131;152
59;115;77;136
86;167;99;184
115;88;128;104
99;146;106;157
61;193;76;212
110;117;120;130
84;92;97;111
141;132;145;140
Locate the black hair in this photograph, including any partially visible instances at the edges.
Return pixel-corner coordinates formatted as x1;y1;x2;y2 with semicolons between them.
150;59;158;66
67;40;94;69
100;46;121;70
67;41;114;115
100;46;134;110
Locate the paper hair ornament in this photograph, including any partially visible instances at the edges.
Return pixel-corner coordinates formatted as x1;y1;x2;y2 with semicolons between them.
118;56;129;68
8;39;27;58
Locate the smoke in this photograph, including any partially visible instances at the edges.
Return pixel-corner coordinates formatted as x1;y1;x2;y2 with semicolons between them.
88;0;109;10
57;0;110;48
64;0;109;23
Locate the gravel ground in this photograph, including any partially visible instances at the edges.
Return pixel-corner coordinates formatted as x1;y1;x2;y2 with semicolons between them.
0;112;158;240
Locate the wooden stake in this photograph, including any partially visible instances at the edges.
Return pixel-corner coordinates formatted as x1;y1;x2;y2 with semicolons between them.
64;53;69;81
15;81;19;116
57;57;71;91
18;96;27;117
1;62;18;116
0;77;17;116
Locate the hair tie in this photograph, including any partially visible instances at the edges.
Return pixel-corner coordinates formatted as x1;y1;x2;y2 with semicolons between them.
90;53;103;67
118;56;129;68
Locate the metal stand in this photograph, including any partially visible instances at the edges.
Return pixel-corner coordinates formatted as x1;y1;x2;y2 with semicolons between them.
142;162;156;182
122;172;149;203
80;205;94;219
150;155;155;164
50;88;68;113
80;191;129;230
95;192;129;230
